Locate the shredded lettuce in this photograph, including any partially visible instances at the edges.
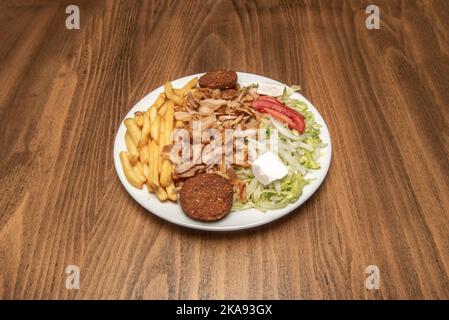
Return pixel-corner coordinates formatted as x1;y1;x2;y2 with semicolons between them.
232;85;326;212
282;84;301;97
232;171;309;212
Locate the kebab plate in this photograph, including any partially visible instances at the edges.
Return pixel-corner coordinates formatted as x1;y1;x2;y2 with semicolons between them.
118;70;326;222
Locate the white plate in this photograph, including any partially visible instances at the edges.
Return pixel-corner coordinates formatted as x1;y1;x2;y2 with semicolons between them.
113;72;332;231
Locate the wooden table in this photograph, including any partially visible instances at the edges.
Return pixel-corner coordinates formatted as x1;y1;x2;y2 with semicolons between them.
1;0;448;300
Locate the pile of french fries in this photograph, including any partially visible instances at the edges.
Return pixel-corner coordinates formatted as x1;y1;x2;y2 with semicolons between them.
119;78;198;201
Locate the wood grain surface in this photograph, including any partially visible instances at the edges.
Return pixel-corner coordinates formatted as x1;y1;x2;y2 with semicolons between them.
0;0;448;300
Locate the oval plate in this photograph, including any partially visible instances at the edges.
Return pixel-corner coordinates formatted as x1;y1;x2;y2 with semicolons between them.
113;72;332;231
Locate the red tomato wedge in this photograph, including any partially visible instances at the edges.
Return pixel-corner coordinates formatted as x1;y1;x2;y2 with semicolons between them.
251;96;306;133
256;96;285;105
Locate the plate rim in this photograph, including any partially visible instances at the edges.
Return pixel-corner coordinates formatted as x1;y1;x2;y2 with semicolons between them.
113;72;332;231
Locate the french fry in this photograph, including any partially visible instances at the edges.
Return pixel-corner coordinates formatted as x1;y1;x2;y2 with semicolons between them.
157;101;173;151
143;163;149;180
149;106;158;123
155;186;168;201
135;161;144;177
163;101;174;144
158;103;168;116
158;141;164;174
124;118;141;146
183;77;198;90
135;114;144;127
134;111;144;124
155;93;166;108
138;112;151;147
125;132;139;163
158;120;165;172
139;144;150;164
166;181;177;201
173;88;183;96
176;77;198;97
159;159;173;187
158;100;175;185
146;93;166;117
119;151;145;189
164;81;183;105
146;181;154;193
147;141;159;189
174;78;198;96
150;115;160;143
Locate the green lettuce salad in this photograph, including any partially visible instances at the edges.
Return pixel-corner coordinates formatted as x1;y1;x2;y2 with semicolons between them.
232;86;326;212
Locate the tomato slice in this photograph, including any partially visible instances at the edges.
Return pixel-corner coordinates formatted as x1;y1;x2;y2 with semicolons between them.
254;106;305;133
251;97;305;133
255;107;292;124
257;96;284;104
253;96;305;119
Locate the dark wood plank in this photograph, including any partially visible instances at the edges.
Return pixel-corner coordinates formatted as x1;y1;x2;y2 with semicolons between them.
0;0;448;299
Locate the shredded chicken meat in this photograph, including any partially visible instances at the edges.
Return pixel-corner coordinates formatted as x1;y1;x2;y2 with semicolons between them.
169;85;261;200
